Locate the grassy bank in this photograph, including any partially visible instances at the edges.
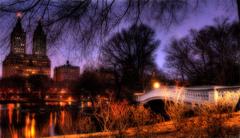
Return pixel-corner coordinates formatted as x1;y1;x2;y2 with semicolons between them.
44;112;240;138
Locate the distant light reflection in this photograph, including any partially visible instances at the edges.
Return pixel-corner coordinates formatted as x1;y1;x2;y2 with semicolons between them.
24;113;36;138
0;103;79;137
7;104;14;124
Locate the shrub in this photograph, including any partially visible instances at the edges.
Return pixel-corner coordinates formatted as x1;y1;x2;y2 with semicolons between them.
166;98;239;137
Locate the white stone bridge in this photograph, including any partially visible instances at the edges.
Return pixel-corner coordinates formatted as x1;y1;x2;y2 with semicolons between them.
137;86;240;105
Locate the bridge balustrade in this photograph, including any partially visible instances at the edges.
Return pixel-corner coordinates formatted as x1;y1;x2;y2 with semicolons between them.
137;86;240;104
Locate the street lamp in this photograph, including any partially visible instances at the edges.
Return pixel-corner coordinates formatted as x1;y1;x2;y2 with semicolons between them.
153;81;160;89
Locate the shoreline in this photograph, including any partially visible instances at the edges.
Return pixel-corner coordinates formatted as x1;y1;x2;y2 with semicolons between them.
43;112;240;138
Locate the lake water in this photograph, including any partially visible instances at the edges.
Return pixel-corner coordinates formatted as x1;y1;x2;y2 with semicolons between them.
0;102;90;138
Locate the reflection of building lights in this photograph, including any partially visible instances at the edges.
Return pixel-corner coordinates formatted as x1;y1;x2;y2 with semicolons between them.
60;111;65;125
59;102;66;106
67;96;72;102
12;131;18;138
153;82;160;89
31;117;36;137
8;104;14;124
60;89;66;94
87;101;92;107
24;113;36;138
81;101;84;108
67;96;72;105
16;103;20;108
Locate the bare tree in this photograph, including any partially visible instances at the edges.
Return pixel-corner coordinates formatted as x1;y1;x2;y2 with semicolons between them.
93;97;131;132
101;24;159;100
0;0;194;57
166;20;240;85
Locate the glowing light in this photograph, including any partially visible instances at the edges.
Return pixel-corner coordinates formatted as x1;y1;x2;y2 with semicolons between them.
67;96;72;105
87;101;92;107
153;81;160;89
16;12;22;18
25;113;36;138
60;89;66;94
81;101;85;108
67;96;72;101
31;117;36;137
59;102;66;106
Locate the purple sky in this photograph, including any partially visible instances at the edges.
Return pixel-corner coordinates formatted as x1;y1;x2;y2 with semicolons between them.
155;0;237;69
0;0;238;77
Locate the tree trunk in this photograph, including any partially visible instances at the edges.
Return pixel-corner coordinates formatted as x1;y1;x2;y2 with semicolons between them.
236;0;240;108
237;0;240;21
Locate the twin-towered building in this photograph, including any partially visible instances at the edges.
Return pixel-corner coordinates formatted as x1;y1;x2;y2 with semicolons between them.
2;16;80;81
2;17;51;78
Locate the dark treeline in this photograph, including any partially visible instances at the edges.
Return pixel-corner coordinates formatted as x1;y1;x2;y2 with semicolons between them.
166;20;240;86
0;75;52;100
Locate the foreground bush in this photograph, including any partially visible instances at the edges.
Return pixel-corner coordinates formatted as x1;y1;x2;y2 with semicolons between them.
93;98;158;131
58;94;240;137
166;98;239;137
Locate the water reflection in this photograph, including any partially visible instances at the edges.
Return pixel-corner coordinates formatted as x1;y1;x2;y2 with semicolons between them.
24;113;36;138
0;102;84;137
8;104;14;124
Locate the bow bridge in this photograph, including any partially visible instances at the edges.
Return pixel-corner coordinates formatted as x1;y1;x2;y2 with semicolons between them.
137;86;240;104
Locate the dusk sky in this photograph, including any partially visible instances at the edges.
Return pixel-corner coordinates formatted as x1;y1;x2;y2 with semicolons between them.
0;0;238;77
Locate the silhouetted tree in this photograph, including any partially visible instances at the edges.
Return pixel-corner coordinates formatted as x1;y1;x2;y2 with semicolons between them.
101;24;159;100
166;20;240;85
96;67;115;91
0;76;26;92
28;75;51;100
237;0;240;21
73;69;105;107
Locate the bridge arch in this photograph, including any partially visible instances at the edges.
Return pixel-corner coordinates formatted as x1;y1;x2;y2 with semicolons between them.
144;99;174;119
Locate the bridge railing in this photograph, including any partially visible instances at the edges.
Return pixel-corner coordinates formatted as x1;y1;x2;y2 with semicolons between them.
185;86;240;103
137;86;240;104
137;86;185;103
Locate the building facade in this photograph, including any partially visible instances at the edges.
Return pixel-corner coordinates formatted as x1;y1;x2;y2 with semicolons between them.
2;17;51;78
54;61;80;82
